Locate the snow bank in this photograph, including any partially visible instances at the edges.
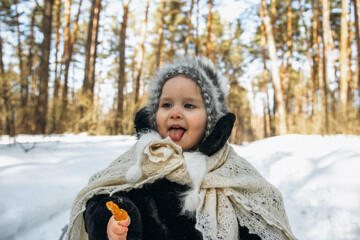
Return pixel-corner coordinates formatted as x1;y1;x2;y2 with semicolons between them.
233;135;360;240
0;134;359;240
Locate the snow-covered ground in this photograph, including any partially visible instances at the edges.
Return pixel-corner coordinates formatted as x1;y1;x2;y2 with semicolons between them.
0;133;359;240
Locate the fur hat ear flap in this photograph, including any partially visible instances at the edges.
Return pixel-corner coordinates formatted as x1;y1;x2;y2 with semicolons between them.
134;107;153;138
199;113;235;156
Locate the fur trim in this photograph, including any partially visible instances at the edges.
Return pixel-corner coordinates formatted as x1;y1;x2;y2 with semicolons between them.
199;113;236;156
146;55;230;139
134;107;151;138
182;152;207;214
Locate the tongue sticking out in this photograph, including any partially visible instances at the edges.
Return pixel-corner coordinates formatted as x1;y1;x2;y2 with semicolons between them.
169;128;185;141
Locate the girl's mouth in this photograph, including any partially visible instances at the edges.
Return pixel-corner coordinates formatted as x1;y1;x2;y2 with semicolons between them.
169;126;186;141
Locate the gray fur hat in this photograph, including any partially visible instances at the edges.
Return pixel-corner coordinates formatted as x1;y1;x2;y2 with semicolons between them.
146;55;230;138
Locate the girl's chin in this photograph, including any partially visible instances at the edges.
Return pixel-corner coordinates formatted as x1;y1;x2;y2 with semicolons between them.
172;140;187;151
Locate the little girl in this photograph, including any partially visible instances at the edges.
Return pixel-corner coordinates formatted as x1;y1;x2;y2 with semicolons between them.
66;56;296;240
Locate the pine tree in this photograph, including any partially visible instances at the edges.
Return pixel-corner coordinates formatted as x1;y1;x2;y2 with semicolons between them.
36;0;54;134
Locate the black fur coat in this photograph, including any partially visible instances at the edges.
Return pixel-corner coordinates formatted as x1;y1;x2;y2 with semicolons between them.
84;178;261;240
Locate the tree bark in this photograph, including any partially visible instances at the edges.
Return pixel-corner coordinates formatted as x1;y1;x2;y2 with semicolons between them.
64;0;83;99
261;0;287;135
322;0;335;56
321;0;331;133
271;0;277;36
51;0;61;132
134;0;149;103
347;5;353;106
353;0;360;96
0;33;4;76
168;4;180;58
14;0;27;108
53;0;61;100
299;0;313;118
36;0;54;134
260;2;271;137
311;1;320;118
184;0;194;54
83;0;102;100
156;0;166;68
205;0;213;58
339;0;349;120
116;0;130;133
61;0;72;109
0;32;14;136
318;34;327;134
28;2;38;102
284;3;292;95
195;0;200;55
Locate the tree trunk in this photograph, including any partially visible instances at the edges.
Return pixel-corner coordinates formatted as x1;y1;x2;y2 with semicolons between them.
271;0;277;35
205;0;213;58
64;0;83;98
311;1;320;118
14;1;27;109
0;33;4;133
261;0;287;135
339;0;349;121
81;0;101;132
36;0;54;134
83;0;102;100
184;0;195;54
61;0;71;108
347;5;353;106
284;3;292;95
0;32;15;136
353;0;360;97
299;0;314;118
0;34;4;82
322;0;335;57
281;3;293;120
195;0;200;55
116;0;130;133
53;0;61;100
28;2;38;102
51;0;61;132
169;5;180;58
15;0;32;133
321;0;331;133
260;2;271;137
29;3;39;106
318;34;327;134
134;0;149;103
156;0;166;68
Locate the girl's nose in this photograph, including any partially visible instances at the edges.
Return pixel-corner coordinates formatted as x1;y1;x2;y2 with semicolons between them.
170;106;183;119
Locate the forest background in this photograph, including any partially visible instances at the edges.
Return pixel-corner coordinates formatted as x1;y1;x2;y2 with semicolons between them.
1;0;359;145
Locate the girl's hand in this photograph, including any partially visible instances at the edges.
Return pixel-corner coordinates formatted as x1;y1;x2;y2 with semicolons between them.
107;215;131;240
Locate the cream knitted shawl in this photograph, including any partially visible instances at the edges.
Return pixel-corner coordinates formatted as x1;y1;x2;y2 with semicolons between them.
66;132;296;240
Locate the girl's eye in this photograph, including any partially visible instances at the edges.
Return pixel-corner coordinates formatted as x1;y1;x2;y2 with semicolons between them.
162;103;172;108
184;103;195;109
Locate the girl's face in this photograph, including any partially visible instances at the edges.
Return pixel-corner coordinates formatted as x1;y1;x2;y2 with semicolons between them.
156;76;207;151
